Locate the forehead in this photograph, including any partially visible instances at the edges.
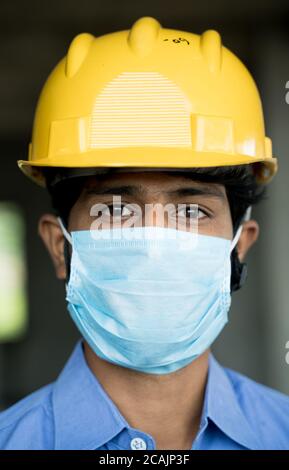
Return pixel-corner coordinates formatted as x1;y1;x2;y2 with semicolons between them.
83;170;227;197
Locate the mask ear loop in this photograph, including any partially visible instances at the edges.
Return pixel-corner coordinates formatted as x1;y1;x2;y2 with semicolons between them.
230;224;243;253
57;217;72;285
230;205;252;253
243;205;252;221
57;216;72;245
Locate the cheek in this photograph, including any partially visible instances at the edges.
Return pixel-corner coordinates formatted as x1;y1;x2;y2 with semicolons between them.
217;207;233;240
218;217;233;240
199;207;232;240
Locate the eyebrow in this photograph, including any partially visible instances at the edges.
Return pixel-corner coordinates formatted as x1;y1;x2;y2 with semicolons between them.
85;183;225;199
166;186;225;199
85;185;143;197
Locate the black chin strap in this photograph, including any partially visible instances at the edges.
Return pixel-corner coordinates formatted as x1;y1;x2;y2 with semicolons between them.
229;205;251;293
230;248;247;293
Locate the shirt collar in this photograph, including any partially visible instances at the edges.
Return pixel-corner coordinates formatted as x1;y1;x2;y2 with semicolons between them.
52;340;262;450
202;352;263;450
52;339;130;450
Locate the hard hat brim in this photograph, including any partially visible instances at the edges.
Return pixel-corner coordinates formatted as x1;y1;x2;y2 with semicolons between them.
18;148;278;187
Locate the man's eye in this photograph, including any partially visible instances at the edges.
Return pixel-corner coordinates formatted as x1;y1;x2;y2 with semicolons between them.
176;206;207;219
106;204;134;217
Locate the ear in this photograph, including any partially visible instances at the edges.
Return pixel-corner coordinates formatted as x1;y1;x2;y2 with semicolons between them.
236;219;259;262
38;214;67;280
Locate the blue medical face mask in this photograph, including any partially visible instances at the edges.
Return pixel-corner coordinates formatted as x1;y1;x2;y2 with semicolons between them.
58;221;243;375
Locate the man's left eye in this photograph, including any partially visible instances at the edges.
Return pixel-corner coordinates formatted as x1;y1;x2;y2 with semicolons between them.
109;204;133;217
177;206;207;219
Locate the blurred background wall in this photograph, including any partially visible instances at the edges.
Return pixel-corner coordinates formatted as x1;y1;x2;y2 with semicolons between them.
0;0;289;409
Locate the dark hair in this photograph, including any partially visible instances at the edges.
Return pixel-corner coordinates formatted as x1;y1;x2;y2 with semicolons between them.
44;164;266;235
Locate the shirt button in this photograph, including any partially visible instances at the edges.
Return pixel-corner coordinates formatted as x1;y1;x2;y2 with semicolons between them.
130;437;147;450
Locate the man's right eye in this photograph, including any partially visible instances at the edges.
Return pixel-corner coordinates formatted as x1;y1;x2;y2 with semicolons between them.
103;204;134;218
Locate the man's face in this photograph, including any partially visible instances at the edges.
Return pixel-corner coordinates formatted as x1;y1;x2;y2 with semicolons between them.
38;170;259;280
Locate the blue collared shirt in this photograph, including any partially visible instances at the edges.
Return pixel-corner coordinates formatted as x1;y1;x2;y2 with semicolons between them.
1;339;289;450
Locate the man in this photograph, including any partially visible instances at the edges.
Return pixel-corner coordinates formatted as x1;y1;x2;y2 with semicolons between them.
1;16;289;450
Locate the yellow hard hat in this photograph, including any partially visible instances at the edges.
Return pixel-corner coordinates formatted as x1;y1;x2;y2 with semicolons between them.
18;16;278;187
